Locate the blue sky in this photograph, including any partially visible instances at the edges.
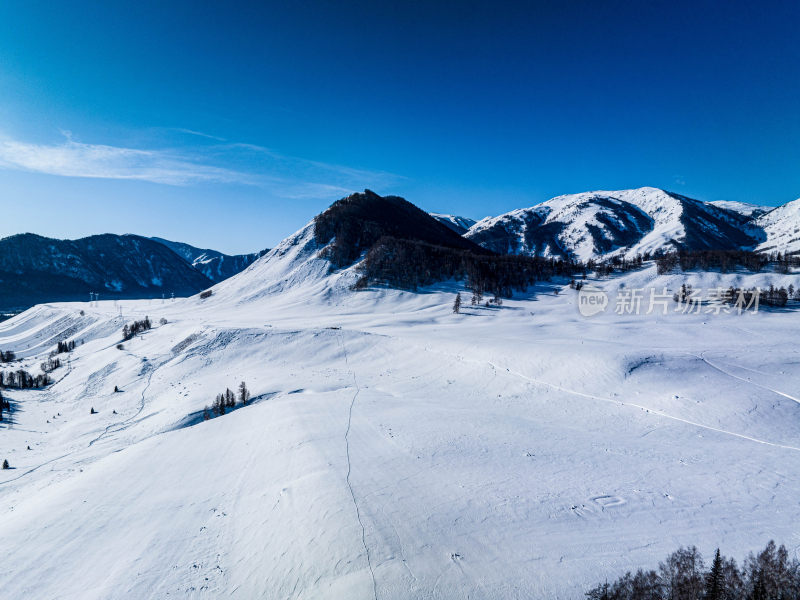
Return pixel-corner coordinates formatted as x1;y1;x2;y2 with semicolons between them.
0;1;798;253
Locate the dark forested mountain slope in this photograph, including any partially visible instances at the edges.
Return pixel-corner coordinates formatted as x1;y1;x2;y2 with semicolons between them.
313;189;490;268
0;233;212;311
149;237;268;283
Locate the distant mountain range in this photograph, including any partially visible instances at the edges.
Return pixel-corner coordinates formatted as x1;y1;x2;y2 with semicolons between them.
0;233;265;312
217;188;800;303
752;200;800;255
2;187;797;312
429;213;477;235
148;237;268;283
440;187;798;262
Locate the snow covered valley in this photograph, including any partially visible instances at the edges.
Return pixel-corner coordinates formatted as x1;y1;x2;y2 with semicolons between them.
1;265;799;599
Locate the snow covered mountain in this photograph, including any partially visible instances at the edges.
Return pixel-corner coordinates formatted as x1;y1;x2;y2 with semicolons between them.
209;190;489;303
316;190;484;264
149;237;268;283
0;190;799;599
465;187;765;262
0;233;212;312
708;199;771;219
429;213;477;235
754;198;800;255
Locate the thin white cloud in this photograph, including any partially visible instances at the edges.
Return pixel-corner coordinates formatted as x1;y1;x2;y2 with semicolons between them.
170;128;228;142
0;135;251;186
0;130;403;198
222;141;401;185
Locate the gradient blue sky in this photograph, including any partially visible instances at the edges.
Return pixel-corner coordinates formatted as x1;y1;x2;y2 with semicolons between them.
1;0;798;253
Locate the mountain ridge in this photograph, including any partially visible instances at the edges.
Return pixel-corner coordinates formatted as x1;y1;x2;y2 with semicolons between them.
464;187;779;262
0;232;213;312
429;213;477;235
148;237;269;283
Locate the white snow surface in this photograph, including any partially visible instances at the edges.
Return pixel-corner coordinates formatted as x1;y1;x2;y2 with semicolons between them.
755;198;800;255
709;200;771;218
466;187;763;262
429;213;478;234
2;244;800;599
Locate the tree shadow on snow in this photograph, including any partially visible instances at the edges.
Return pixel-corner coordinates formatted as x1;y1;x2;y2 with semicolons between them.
164;391;280;433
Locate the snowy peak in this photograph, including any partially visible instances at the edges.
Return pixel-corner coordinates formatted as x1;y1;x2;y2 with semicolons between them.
755;198;800;255
149;237;268;283
709;200;771;219
209;191;491;303
465;187;763;262
313;189;487;268
429;213;477;235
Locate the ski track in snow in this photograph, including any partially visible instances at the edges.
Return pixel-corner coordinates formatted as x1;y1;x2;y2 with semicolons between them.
1;260;799;599
393;338;800;454
490;356;800;453
696;352;800;405
87;354;159;447
338;331;379;600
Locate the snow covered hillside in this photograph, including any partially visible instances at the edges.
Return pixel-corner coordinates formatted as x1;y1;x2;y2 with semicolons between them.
430;213;477;235
755;198;800;255
465;187;767;262
1;233;800;598
150;237;268;283
708;199;771;219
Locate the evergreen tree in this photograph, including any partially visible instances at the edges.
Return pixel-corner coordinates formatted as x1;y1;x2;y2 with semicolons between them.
238;381;251;406
706;549;724;600
2;459;8;469
585;580;610;600
452;293;462;314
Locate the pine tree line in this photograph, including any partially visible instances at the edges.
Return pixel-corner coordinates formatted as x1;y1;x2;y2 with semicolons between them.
40;357;62;373
203;381;251;420
353;239;796;298
0;350;16;363
356;237;580;297
0;369;51;389
586;540;800;600
122;317;152;341
765;251;800;274
654;250;786;275
589;254;650;277
724;285;798;308
54;339;76;354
